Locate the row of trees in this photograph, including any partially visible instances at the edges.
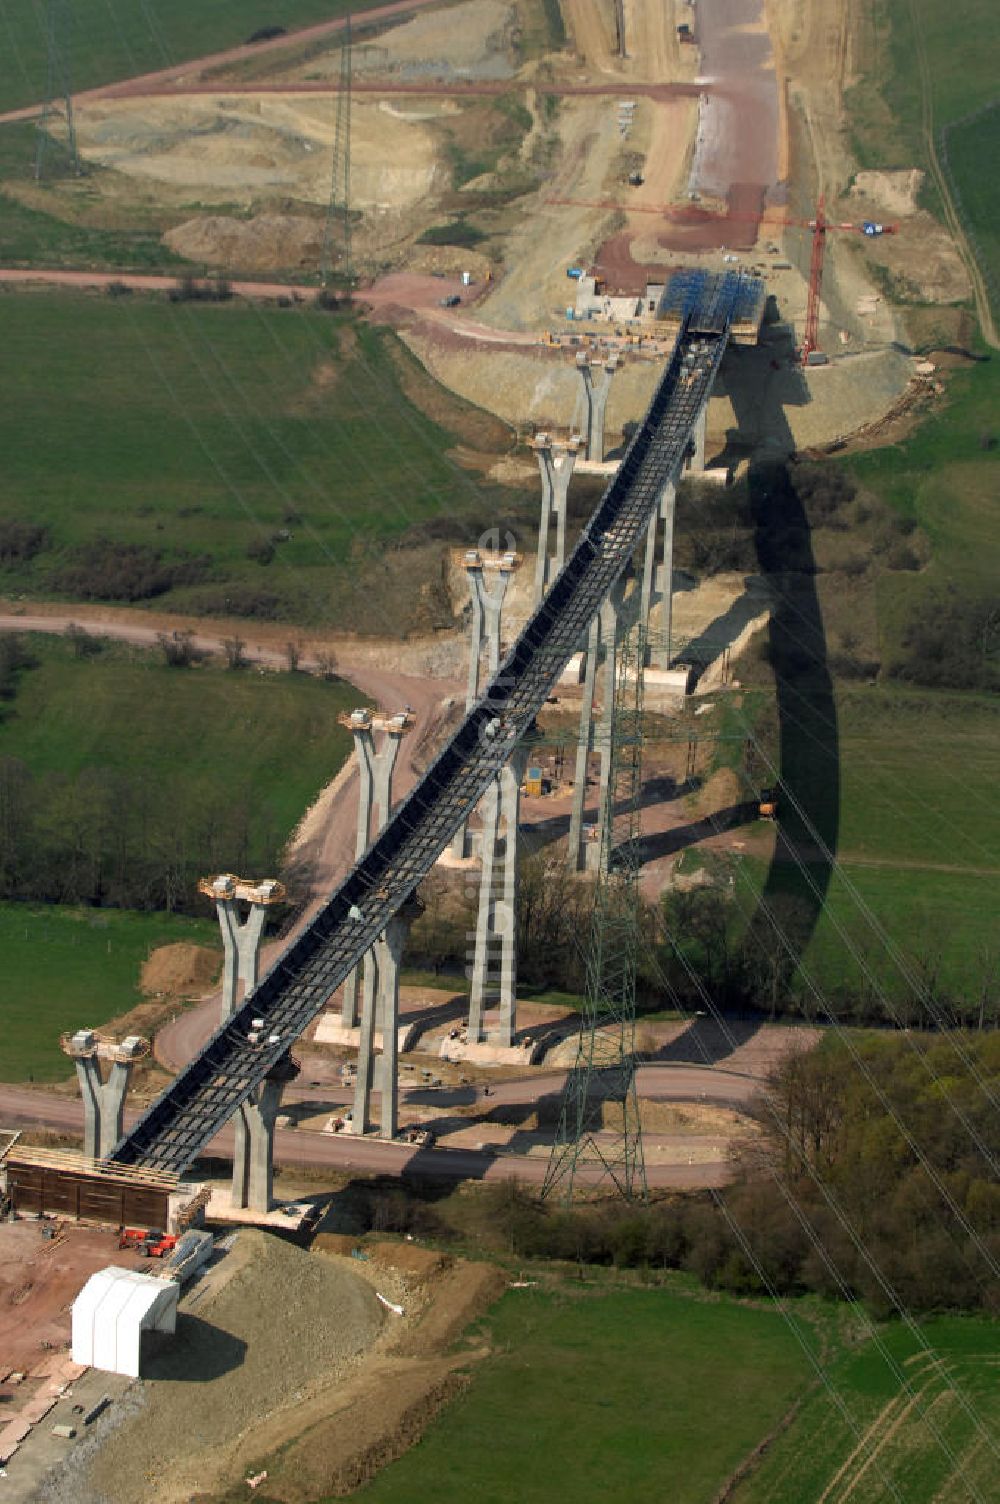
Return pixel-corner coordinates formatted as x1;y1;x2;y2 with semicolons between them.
407;855;1000;1028
0;754;286;913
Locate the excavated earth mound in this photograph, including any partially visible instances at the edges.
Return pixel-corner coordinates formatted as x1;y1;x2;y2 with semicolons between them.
87;1230;384;1504
163;212;323;272
140;942;220;998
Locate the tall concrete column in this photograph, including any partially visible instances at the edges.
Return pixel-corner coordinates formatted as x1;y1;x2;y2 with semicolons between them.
567;585;624;871
497;747;528;1047
453;551;514;858
353;899;421;1138
340;711;407;1026
576;353;618;462
688;403;707;475
567;613;600;872
531;435;580;603
639;477;678;669
73;1057;134;1160
231;1075;285;1213
589;592;623;875
467;774;500;1044
352;941;381;1137
199;874;285;1024
63;1031;148;1160
468;746;527;1046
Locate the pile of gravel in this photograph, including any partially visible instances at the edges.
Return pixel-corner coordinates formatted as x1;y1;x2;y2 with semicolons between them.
87;1230;383;1504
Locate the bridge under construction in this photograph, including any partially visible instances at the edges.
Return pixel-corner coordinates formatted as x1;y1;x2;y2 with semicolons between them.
109;281;753;1179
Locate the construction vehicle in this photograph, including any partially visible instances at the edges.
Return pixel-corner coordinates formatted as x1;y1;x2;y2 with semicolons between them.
117;1226;177;1257
758;788;779;821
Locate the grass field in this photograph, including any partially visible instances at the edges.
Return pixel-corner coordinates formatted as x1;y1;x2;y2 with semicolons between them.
0;0;387;115
733;1316;1000;1504
848;0;999;174
941;106;1000;325
0;633;362;907
0;901;217;1080
847;0;1000;320
345;1285;818;1504
0;293;519;630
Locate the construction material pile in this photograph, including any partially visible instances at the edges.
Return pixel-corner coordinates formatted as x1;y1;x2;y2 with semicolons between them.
86;1229;383;1504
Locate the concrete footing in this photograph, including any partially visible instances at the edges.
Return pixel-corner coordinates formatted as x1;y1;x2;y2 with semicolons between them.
439;1035;547;1067
311;1017;421;1053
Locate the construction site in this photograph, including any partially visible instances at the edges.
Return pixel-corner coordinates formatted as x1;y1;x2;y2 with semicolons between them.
0;0;992;1498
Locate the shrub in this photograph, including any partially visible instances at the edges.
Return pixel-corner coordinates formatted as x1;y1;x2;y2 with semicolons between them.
892;590;1000;691
157;630;199;667
246;537;276;566
0;519;48;564
417;220;486;248
54;541;209;601
184;585;288;620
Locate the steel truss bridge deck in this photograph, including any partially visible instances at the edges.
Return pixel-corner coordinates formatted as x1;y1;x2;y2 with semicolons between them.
110;318;730;1174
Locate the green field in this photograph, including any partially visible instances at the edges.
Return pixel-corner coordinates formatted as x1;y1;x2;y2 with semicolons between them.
733;1316;1000;1504
0;901;217;1080
0;0;385;115
941;106;1000;324
847;0;1000;321
344;1285;817;1504
0;633;361;910
848;0;1000;175
0;294;519;629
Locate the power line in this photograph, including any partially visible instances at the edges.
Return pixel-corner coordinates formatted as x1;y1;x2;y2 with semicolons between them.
321;16;352;287
34;0;81;181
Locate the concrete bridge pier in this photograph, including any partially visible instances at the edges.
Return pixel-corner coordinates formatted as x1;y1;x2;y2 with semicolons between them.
62;1030;150;1161
353;899;421;1139
340;710;408;1027
73;1057;133;1161
215;895;268;1023
452;550;515;858
576;352;618;462
468;745;528;1047
688;402;707;475
231;1054;299;1214
567;583;625;871
531;434;580;602
639;476;678;670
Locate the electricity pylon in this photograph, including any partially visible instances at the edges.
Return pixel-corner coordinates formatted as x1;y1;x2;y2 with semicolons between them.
542;620;648;1203
35;0;81;181
321;17;352;285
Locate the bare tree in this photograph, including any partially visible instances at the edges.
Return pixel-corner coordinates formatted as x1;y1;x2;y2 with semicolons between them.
285;640;303;673
223;636;247;670
157;630;198;668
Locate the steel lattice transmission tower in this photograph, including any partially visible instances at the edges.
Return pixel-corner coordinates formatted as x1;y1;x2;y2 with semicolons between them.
34;0;81;181
321;17;353;285
542;620;648;1203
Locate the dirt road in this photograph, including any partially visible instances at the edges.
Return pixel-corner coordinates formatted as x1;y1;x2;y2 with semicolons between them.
0;0;450;125
0;1083;733;1189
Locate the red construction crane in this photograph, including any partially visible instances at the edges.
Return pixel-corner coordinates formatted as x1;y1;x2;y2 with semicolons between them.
545;194;898;360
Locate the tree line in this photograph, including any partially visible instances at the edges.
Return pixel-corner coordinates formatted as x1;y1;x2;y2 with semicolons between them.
360;1032;999;1316
0;753;284;913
